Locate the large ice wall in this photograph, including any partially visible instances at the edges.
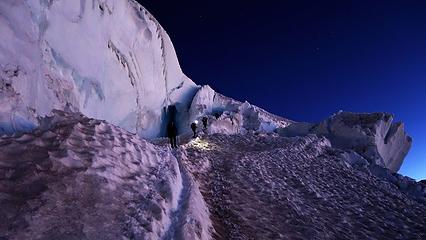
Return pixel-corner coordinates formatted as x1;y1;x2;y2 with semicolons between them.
0;0;197;138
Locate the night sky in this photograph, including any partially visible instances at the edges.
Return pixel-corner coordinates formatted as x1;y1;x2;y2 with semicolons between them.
140;0;426;180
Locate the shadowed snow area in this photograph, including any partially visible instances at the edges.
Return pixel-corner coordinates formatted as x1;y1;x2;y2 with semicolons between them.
0;111;211;240
183;134;426;240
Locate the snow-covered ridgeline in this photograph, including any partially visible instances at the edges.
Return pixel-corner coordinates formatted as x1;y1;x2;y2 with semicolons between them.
0;0;197;138
277;112;412;172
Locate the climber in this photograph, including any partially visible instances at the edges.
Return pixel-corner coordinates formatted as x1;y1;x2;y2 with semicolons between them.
167;121;178;148
191;121;197;138
202;116;208;130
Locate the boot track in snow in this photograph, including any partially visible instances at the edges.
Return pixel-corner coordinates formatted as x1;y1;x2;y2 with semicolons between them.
161;150;193;240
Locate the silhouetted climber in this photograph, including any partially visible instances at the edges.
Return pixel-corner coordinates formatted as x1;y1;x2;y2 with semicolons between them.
214;112;220;119
191;121;197;138
167;121;178;148
202;117;208;130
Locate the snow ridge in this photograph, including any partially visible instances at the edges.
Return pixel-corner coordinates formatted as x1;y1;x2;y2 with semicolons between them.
0;110;184;239
161;149;213;240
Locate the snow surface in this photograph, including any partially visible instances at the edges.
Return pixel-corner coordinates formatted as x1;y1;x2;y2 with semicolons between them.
183;133;425;240
1;112;423;240
0;110;211;240
0;0;197;138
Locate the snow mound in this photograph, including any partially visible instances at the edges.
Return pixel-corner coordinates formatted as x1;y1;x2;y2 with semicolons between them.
189;85;293;135
0;110;211;239
278;112;412;172
0;0;197;138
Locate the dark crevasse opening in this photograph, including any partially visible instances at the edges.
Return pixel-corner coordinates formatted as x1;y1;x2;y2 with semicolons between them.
159;103;192;137
160;105;177;137
159;86;201;138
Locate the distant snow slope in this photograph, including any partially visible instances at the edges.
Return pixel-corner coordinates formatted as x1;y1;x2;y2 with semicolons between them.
277;112;412;172
0;110;211;240
0;0;197;138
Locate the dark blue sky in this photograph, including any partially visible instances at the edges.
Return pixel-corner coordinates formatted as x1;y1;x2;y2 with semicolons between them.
141;0;426;180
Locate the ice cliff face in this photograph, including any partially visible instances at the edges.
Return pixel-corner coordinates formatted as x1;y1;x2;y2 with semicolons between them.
0;0;197;138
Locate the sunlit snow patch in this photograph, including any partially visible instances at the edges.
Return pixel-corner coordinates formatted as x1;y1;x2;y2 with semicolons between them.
188;137;215;151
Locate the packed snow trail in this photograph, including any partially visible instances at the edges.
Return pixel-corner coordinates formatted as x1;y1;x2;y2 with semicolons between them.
161;150;192;240
182;134;426;240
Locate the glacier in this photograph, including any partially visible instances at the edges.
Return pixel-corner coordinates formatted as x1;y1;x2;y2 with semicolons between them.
0;0;424;239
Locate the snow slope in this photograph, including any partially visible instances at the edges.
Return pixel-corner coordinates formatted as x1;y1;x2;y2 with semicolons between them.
0;113;423;239
0;110;211;240
0;0;197;138
183;133;425;240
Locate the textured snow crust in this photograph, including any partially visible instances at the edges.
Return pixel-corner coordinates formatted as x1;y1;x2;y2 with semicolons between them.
0;114;423;239
183;133;426;240
0;0;197;138
278;112;412;172
0;111;211;240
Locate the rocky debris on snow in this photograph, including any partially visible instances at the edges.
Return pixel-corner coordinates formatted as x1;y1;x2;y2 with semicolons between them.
277;112;412;172
0;110;211;240
183;133;426;240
